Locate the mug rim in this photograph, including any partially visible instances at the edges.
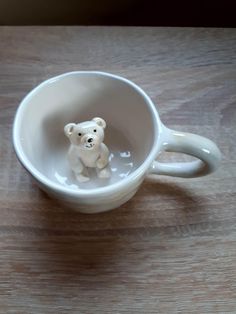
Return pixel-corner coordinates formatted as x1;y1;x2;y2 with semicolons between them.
13;71;162;197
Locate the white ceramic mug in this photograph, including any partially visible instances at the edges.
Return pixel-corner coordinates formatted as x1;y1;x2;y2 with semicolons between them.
13;71;221;213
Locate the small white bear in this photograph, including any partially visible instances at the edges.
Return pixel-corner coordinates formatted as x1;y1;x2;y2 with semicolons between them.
64;117;110;182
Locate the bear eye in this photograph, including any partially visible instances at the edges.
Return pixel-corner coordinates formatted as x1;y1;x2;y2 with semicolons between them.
78;133;82;136
93;129;97;132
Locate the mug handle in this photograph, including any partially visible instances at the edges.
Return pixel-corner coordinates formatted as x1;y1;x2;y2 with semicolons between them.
149;127;221;178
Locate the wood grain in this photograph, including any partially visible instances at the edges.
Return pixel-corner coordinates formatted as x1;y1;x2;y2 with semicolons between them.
0;26;236;313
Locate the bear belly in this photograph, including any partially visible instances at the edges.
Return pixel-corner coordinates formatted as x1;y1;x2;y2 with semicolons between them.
80;150;100;168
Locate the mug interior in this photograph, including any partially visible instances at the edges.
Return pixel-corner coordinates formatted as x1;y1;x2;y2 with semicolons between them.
15;72;157;190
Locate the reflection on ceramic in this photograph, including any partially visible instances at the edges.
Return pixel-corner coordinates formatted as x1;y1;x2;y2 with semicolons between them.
64;117;111;183
13;71;221;214
53;150;134;190
45;125;135;189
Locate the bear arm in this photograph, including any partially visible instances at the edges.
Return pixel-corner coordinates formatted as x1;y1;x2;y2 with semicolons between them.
96;143;109;169
67;147;84;173
100;143;109;160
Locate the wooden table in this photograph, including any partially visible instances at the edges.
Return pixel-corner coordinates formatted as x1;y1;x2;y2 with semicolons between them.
0;27;236;313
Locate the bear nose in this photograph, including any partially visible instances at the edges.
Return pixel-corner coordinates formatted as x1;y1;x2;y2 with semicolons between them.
88;138;93;143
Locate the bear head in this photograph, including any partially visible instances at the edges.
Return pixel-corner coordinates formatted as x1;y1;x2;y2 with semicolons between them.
64;117;106;150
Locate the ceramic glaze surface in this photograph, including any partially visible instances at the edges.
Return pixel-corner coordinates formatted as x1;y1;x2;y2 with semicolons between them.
47;126;137;190
13;71;221;213
64;117;110;182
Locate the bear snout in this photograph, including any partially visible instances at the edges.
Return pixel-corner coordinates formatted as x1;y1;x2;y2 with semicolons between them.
81;133;99;148
82;134;95;143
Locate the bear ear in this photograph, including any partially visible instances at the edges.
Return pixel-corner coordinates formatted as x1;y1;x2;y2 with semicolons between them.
92;117;106;129
64;123;76;137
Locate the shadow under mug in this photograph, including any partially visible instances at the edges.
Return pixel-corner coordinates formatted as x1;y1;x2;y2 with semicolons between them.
13;71;221;213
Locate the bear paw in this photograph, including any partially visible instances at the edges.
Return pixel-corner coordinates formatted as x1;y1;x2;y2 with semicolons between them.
98;168;111;179
96;159;107;169
76;174;90;182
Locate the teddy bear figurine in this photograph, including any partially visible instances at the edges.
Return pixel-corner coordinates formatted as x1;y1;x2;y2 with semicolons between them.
64;117;111;182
